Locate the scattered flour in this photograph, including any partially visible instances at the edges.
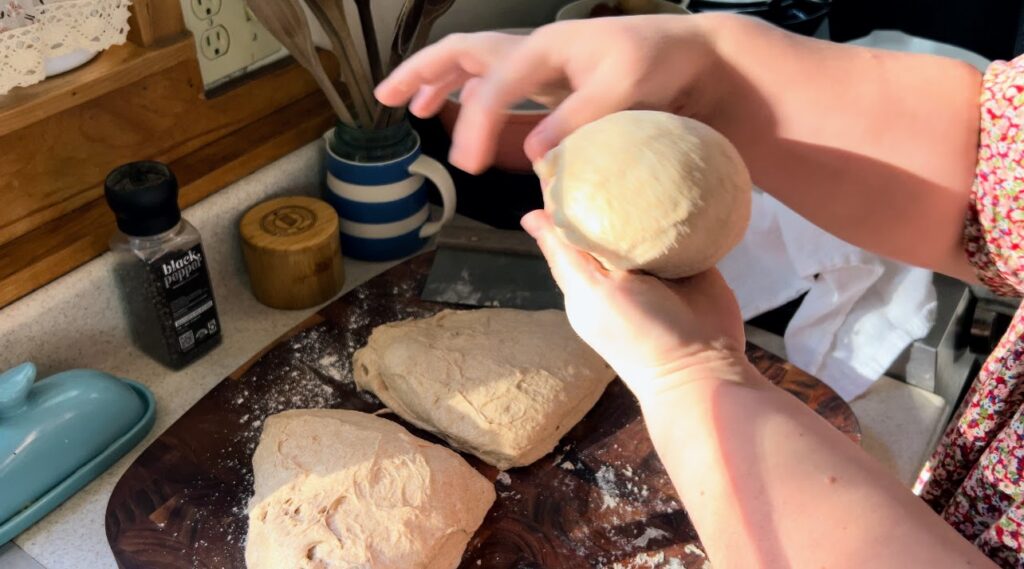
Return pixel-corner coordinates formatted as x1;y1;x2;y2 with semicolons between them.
285;325;358;384
632;527;669;548
495;472;512;486
683;544;712;569
596;465;621;509
684;544;706;558
610;551;665;569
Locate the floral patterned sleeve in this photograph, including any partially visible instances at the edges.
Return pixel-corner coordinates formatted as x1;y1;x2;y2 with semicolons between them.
964;55;1024;297
917;54;1024;568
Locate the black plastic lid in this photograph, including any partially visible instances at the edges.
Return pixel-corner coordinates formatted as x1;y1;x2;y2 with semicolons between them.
104;161;182;237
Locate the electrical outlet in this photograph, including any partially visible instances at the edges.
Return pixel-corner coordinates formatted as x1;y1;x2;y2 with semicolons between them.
190;0;222;19
179;0;285;89
199;25;230;60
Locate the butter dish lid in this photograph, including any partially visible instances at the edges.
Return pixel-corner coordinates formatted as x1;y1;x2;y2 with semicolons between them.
0;363;156;544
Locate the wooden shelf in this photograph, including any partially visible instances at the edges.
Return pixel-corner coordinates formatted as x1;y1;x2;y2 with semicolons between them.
0;37;194;137
0;91;336;309
0;0;340;309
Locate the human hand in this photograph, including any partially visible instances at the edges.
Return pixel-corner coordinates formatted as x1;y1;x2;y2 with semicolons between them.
520;210;749;404
374;15;722;173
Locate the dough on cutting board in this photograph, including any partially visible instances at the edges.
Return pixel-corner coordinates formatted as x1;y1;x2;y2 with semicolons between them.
534;110;752;279
353;308;617;469
245;409;494;569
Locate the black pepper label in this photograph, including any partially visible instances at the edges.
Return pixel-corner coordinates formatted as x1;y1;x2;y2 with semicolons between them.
151;244;221;355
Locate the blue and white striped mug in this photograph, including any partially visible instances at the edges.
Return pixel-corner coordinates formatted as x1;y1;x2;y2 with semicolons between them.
323;130;456;261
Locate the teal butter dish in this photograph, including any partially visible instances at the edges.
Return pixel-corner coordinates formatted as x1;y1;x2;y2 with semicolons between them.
0;363;156;545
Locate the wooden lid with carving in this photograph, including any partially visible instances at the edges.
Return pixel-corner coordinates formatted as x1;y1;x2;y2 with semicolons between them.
240;196;345;310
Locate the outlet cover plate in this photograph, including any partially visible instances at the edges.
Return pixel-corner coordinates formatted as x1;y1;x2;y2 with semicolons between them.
179;0;285;89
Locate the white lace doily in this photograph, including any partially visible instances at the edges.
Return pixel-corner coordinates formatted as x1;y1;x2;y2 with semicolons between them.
0;0;132;95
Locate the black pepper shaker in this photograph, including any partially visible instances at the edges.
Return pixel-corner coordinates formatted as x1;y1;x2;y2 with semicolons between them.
105;161;223;369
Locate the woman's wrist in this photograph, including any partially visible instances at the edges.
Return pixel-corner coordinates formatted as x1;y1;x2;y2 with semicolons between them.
673;13;749;123
623;342;765;409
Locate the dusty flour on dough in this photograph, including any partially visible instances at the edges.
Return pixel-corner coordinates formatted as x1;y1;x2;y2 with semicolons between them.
353;308;617;469
534;110;752;279
245;409;495;569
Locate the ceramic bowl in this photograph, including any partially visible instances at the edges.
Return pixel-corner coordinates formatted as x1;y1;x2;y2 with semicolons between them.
43;49;98;77
555;0;691;20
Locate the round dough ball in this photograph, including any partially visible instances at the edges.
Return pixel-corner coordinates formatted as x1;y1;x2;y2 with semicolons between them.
533;110;752;279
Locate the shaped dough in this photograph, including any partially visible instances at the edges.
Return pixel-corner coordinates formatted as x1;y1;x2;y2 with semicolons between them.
534;110;752;278
246;409;494;569
353;309;616;469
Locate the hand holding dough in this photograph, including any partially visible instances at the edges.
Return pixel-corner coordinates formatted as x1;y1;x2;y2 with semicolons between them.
534;110;752;278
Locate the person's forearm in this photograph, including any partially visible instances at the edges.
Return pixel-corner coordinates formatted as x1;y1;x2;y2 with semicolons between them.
639;365;994;568
692;15;982;281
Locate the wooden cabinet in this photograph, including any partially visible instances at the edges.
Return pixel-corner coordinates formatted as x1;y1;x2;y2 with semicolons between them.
0;0;340;308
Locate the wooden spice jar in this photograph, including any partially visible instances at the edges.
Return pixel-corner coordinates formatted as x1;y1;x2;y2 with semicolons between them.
240;196;345;310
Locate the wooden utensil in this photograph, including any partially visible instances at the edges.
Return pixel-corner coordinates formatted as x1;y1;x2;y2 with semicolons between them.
305;0;378;127
375;0;425;127
386;0;425;74
378;0;456;127
409;0;456;53
353;0;385;85
246;0;356;127
105;251;860;569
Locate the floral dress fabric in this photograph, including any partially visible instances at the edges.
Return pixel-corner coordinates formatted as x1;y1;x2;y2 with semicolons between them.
915;53;1024;568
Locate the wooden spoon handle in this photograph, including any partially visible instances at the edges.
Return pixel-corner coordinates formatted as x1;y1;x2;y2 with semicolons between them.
305;0;375;127
354;0;384;85
410;0;455;53
308;52;358;127
324;0;377;122
246;0;357;127
374;0;425;128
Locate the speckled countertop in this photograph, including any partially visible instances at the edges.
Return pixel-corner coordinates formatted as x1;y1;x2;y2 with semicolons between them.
0;139;946;569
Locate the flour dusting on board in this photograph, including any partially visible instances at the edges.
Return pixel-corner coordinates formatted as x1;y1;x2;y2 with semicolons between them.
596;465;622;509
610;551;665;568
605;552;700;569
287;322;357;385
684;544;712;569
633;527;670;548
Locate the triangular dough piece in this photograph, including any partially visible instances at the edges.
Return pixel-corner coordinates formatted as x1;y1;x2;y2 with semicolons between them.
246;409;494;569
353;309;617;469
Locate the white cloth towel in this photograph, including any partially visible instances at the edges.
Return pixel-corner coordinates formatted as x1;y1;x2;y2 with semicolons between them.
718;192;937;400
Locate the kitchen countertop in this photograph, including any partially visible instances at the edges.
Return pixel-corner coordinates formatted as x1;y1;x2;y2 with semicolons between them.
0;138;947;569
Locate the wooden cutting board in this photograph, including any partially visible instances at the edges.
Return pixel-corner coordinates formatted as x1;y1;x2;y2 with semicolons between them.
105;251;860;569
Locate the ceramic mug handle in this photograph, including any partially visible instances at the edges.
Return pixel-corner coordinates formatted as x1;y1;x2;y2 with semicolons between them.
409;155;456;238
